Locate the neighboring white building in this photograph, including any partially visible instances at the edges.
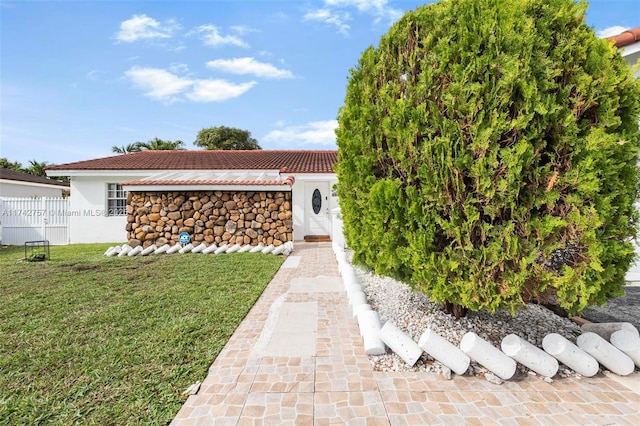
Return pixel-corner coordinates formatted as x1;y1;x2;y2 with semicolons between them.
607;27;640;77
46;150;338;244
0;168;70;198
607;28;640;281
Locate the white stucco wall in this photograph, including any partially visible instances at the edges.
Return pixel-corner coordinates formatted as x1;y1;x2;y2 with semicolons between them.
68;175;139;244
620;42;640;281
0;180;68;198
50;171;338;244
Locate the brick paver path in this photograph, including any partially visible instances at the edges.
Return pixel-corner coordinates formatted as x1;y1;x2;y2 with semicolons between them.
171;243;640;425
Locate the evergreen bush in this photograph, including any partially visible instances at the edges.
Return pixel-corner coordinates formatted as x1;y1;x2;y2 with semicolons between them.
336;0;640;315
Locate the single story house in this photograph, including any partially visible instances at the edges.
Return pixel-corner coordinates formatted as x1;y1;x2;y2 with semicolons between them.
0;168;70;198
46;150;338;246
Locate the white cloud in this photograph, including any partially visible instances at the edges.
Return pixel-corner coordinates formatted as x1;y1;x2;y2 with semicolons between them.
168;63;189;74
115;14;179;42
304;8;351;36
124;66;193;102
85;69;107;81
230;25;260;35
186;79;256;102
307;0;403;34
193;24;249;48
326;0;385;12
597;26;629;38
124;66;256;103
263;120;338;146
206;57;294;79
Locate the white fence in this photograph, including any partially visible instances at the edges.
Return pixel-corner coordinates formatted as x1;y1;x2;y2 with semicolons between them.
0;197;70;245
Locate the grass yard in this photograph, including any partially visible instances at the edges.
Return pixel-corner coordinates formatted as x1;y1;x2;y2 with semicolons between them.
0;243;284;425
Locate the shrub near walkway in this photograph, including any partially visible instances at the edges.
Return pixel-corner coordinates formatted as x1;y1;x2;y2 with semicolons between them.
0;244;284;425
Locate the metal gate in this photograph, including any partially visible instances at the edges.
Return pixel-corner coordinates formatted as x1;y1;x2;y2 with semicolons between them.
0;197;70;245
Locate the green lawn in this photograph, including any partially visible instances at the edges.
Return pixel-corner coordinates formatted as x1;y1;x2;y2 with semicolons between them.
0;244;284;425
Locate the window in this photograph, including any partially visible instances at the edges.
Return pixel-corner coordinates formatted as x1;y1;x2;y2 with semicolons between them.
312;188;322;214
106;183;127;216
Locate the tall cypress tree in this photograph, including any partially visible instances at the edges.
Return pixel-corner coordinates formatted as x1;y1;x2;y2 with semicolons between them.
337;0;640;316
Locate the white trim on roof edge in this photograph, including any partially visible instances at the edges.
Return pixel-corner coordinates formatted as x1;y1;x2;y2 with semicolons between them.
122;184;291;192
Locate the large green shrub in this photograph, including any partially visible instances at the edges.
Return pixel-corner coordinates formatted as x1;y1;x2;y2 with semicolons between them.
336;0;640;315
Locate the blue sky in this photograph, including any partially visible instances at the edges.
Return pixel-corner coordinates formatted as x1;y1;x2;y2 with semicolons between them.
1;0;639;166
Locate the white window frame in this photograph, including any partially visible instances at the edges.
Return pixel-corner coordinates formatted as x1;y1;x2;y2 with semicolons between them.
106;183;127;216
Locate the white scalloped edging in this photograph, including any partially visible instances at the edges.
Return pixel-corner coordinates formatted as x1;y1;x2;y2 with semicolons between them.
330;244;639;381
106;242;294;258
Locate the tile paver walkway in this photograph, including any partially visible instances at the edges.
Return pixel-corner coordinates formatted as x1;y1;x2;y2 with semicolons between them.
172;242;640;425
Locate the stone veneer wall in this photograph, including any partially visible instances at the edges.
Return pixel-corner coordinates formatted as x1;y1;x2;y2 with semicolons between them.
126;190;292;248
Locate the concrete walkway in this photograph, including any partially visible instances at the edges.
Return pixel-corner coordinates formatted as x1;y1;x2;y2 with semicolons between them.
171;242;640;425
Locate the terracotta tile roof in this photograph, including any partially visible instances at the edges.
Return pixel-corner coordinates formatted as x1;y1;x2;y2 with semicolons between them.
606;27;640;48
121;176;295;187
0;168;70;187
47;150;338;174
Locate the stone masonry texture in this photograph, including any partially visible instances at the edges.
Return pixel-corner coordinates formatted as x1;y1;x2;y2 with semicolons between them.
126;190;292;248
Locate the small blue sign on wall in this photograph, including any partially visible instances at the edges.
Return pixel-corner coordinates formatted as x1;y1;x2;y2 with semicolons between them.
179;232;190;244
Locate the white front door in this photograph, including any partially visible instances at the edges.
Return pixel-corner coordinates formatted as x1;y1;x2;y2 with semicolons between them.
304;181;331;236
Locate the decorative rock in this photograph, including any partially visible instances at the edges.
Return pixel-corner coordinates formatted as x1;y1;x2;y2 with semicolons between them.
127;246;143;257
154;244;170;254
226;244;241;254
202;244;218;254
341;268;359;287
501;334;559;378
105;246;121;257
272;245;286;255
581;322;639;341
484;372;504;385
542;333;599;377
118;245;132;257
140;244;157;256
191;243;206;253
225;220;237;234
346;283;363;299
249;244;264;253
166;244;181;254
214;245;228;254
262;245;275;254
350;291;367;311
460;332;516;381
354;304;372;322
610;330;640;368
357;310;386;355
577;332;635;376
442;366;452;380
378;321;423;367
419;329;471;376
179;243;194;254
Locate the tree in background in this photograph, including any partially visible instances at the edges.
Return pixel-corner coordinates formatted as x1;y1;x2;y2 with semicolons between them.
0;157;69;182
194;126;261;150
138;137;185;150
111;143;143;154
112;138;185;154
336;0;640;317
0;158;23;171
25;160;50;177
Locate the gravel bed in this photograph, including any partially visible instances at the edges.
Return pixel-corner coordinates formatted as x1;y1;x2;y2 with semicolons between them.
347;254;587;382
